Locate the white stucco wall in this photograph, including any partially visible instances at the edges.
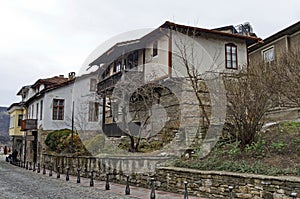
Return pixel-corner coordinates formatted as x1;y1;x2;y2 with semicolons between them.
171;31;248;77
144;35;169;82
25;73;101;133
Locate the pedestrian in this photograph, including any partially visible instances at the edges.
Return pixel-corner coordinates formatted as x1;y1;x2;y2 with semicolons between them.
4;146;7;155
12;149;18;162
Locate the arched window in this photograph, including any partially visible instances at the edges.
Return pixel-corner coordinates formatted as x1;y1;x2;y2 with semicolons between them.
225;43;238;69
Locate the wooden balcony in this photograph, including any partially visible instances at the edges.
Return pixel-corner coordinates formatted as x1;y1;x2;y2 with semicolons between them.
21;119;37;131
97;72;122;93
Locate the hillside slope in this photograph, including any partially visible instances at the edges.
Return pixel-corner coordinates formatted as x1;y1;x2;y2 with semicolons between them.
0;107;10;144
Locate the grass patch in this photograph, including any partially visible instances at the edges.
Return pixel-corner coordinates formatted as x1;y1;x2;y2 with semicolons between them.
174;121;300;176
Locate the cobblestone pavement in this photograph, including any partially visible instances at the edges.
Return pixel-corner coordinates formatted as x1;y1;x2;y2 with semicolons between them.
0;156;207;199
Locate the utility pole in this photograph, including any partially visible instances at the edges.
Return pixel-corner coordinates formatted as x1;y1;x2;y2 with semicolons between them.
71;101;74;153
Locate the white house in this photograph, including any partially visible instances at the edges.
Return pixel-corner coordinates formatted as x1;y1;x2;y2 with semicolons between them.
17;71;100;163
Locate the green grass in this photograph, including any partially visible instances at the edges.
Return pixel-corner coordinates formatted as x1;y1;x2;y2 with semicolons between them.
174;121;300;176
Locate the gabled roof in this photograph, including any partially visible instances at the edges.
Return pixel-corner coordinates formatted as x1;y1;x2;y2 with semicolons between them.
161;21;261;45
7;102;23;112
89;21;262;66
249;20;300;53
24;78;75;106
31;76;69;89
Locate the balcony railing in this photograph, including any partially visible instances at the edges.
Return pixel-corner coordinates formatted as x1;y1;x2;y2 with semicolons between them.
97;72;122;93
97;70;144;94
21;119;37;131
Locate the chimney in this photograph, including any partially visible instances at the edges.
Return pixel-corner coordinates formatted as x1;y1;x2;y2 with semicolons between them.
68;72;76;80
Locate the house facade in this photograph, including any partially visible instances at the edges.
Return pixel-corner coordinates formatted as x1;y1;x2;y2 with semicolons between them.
88;21;260;149
8;70;101;163
249;20;300;122
7;102;25;159
249;21;300;63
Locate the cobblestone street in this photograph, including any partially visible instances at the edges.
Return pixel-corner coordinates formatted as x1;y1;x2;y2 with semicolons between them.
0;156;207;199
0;156;132;199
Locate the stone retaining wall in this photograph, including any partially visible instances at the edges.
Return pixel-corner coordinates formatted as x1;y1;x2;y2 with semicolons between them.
42;154;300;199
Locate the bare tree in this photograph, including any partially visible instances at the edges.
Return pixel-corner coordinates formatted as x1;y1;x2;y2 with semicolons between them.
111;71;168;152
224;61;277;148
272;48;300;107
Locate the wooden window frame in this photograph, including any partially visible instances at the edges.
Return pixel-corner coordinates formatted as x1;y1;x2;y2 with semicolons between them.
262;46;275;63
40;100;43;120
90;78;97;91
153;41;158;57
225;43;238;69
88;101;99;122
52;99;64;120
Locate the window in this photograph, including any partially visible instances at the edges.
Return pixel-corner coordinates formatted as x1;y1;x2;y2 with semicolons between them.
153;41;158;57
88;101;99;122
27;106;31;119
263;47;274;62
116;61;121;72
36;103;39;120
90;79;97;91
18;114;23;126
40;100;43;120
9;116;15;128
127;51;138;69
225;43;238;69
31;104;34;118
52;99;64;120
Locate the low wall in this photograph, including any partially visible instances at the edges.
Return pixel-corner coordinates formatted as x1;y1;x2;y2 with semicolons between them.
42;154;300;198
155;167;300;199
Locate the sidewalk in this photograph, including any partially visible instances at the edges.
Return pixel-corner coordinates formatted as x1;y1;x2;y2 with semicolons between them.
42;168;208;199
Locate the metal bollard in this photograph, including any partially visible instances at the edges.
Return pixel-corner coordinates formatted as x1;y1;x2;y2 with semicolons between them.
125;175;130;195
90;170;94;187
33;162;36;172
26;161;28;170
77;168;81;183
29;162;32;170
105;173;110;190
57;165;60;179
229;185;234;199
43;164;46;175
291;192;297;199
37;163;40;173
150;178;156;199
49;163;53;177
184;181;188;199
66;166;70;181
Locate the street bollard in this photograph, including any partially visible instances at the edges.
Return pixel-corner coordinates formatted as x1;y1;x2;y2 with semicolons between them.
66;166;70;181
105;173;110;190
125;175;130;195
150;178;156;199
291;192;297;199
33;162;36;172
57;165;60;179
43;164;46;175
29;162;32;170
26;161;28;170
229;185;234;199
90;170;94;187
184;181;188;199
77;168;81;183
37;163;40;173
49;163;53;177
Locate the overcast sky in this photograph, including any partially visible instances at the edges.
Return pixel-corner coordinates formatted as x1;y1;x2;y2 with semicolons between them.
0;0;299;107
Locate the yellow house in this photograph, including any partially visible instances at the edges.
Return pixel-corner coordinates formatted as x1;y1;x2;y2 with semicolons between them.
7;102;25;157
